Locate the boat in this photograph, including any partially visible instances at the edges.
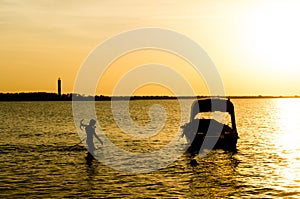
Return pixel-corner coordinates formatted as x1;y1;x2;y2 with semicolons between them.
181;98;238;154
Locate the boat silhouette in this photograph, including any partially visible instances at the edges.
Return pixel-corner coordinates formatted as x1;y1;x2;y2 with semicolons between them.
181;98;239;154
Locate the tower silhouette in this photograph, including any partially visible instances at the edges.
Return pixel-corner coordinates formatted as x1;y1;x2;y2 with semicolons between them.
58;78;61;96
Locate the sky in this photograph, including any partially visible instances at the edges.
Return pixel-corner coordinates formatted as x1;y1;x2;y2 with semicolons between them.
1;0;300;96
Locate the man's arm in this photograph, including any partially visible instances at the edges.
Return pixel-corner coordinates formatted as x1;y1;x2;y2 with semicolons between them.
94;132;103;145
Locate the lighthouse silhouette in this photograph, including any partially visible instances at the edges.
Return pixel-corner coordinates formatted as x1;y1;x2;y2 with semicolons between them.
58;78;61;97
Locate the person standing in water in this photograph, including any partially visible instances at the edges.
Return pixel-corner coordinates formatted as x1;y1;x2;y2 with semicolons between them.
80;119;103;155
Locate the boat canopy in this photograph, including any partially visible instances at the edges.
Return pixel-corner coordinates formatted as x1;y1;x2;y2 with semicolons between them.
190;98;237;132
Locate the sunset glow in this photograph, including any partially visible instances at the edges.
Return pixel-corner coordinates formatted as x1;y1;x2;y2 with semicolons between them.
245;1;300;78
1;1;300;96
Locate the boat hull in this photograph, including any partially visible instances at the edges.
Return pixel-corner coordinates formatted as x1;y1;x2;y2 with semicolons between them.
182;119;238;154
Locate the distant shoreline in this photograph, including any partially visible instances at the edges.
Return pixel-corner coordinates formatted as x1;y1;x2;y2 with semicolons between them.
0;92;299;101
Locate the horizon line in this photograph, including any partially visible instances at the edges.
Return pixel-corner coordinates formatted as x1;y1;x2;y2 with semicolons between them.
0;92;300;98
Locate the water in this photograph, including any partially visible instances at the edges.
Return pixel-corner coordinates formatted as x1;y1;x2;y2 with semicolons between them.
1;99;300;198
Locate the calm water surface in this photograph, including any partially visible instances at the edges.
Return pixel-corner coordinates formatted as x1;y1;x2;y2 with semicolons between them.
1;99;300;198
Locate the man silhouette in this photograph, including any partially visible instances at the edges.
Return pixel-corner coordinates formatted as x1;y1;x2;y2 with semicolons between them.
82;119;103;155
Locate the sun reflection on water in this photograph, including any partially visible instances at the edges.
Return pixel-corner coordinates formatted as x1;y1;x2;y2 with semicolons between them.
276;99;300;149
273;98;300;192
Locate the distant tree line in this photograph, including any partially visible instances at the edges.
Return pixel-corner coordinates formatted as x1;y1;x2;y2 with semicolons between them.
0;92;183;101
0;92;72;101
0;92;114;101
0;92;296;101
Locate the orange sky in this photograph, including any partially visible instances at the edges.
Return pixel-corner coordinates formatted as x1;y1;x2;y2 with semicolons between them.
1;0;300;96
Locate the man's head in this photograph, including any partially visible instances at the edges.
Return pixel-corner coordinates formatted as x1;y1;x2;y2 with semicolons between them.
89;119;96;126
